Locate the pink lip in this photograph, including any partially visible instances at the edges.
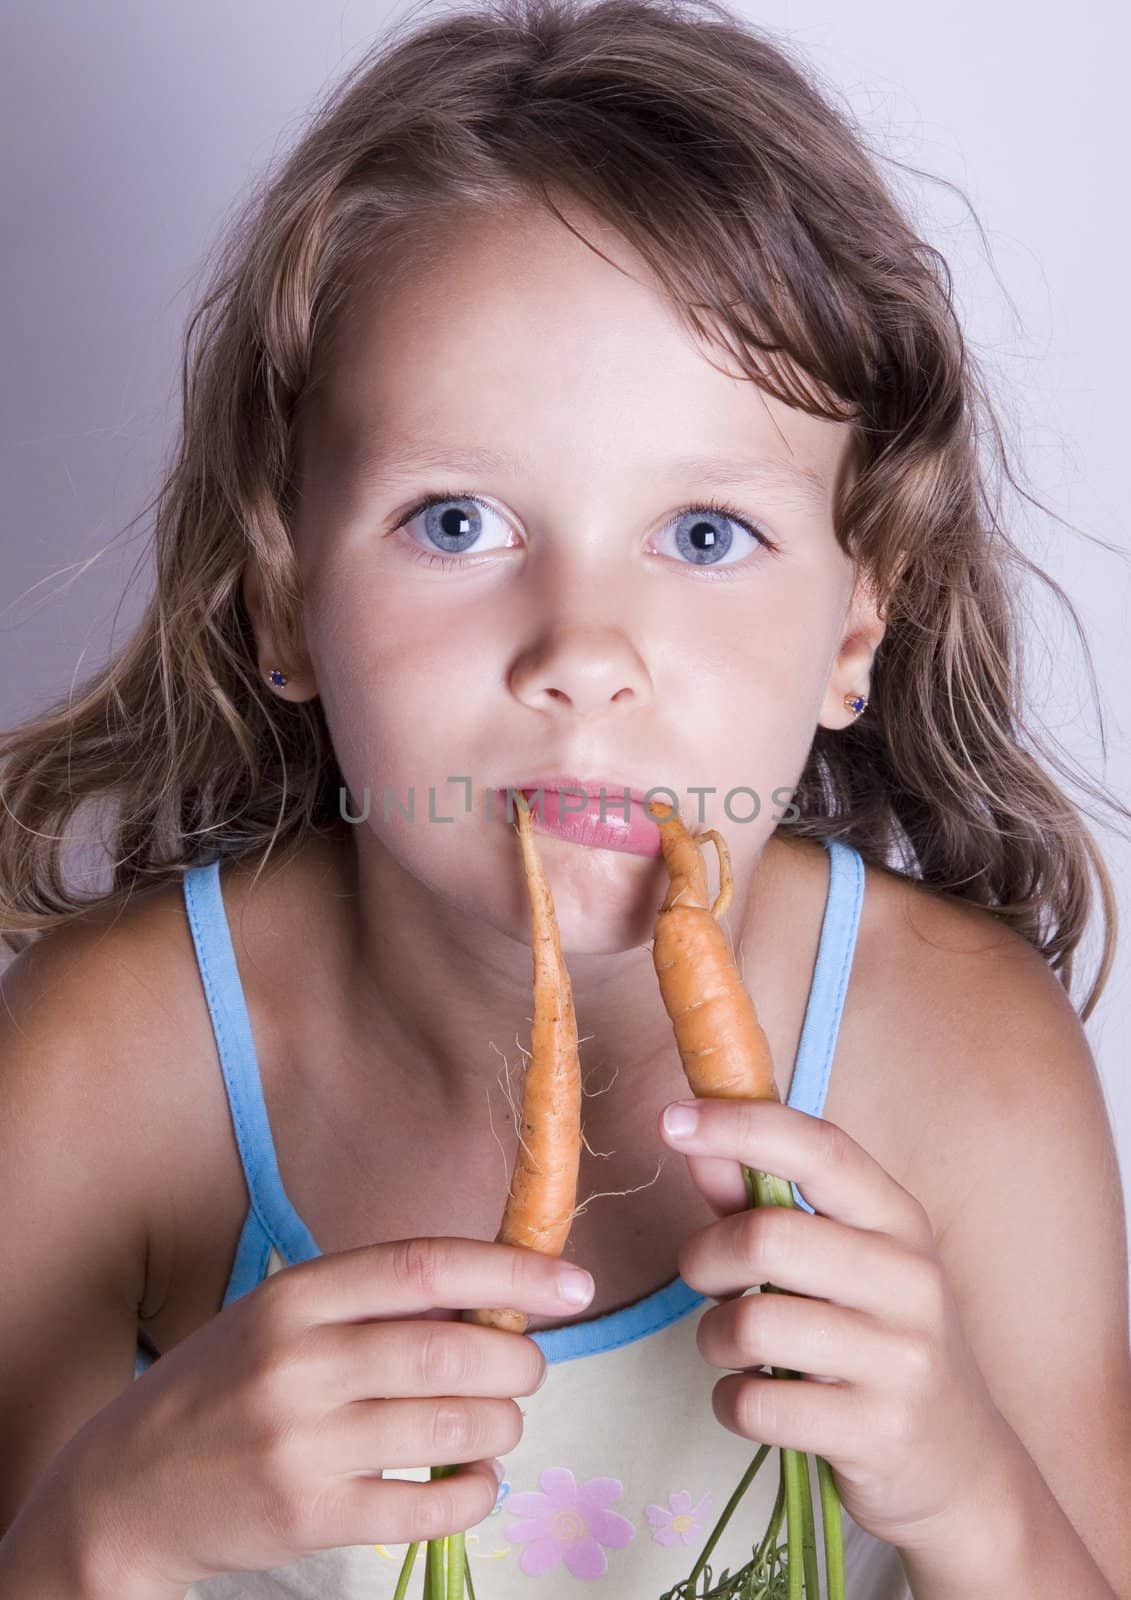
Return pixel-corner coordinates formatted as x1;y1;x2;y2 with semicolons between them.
493;774;667;857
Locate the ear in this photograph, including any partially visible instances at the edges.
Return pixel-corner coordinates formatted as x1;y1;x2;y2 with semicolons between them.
817;564;887;730
240;559;319;703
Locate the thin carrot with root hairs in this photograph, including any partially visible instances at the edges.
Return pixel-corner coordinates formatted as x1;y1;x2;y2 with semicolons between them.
465;792;584;1333
646;796;847;1600
400;792;584;1598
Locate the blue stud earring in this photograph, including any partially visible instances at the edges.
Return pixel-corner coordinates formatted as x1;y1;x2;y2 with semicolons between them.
268;668;287;688
844;692;867;716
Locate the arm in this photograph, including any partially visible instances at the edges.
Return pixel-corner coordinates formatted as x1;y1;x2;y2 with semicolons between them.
899;941;1131;1599
0;1471;178;1600
0;928;175;1597
899;1428;1120;1598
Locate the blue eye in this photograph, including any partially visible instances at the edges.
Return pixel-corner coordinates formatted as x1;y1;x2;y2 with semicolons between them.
657;499;774;569
392;490;514;569
389;489;778;573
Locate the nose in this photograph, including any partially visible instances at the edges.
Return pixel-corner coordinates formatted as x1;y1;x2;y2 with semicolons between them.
508;624;652;718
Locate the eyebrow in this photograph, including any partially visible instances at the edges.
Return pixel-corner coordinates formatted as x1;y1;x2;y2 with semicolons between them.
351;439;830;510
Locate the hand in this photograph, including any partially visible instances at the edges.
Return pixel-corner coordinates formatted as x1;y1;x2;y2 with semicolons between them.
658;1095;1020;1551
55;1237;588;1593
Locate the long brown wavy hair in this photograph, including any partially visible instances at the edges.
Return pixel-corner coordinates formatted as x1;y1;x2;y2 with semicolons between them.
2;0;1126;1020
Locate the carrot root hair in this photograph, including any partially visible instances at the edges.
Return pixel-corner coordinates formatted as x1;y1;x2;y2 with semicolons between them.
466;796;583;1333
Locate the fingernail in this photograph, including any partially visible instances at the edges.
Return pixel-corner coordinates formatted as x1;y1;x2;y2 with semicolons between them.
491;1458;505;1483
663;1101;699;1139
557;1266;595;1304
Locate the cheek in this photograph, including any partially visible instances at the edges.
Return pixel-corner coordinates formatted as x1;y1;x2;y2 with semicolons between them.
723;568;846;737
726;577;837;670
306;585;499;803
673;592;839;818
312;557;494;678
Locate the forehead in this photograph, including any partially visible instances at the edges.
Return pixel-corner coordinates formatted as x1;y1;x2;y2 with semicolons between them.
302;198;856;496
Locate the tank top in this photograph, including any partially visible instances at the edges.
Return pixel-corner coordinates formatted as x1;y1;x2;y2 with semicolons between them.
133;838;911;1598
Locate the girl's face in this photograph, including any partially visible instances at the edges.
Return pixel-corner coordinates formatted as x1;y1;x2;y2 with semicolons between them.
285;198;883;957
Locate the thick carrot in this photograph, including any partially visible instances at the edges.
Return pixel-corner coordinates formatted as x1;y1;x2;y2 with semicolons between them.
646;797;779;1104
465;793;583;1334
646;796;846;1600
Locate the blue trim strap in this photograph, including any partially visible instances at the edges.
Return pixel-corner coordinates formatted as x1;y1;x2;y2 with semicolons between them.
182;861;321;1274
787;837;864;1214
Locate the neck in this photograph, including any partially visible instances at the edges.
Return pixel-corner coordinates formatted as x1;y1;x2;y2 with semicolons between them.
309;815;798;1141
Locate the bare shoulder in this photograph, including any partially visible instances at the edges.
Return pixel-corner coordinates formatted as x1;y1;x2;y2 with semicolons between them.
2;872;220;1107
1;877;198;1105
0;885;189;1340
849;860;1130;1591
0;869;251;1331
825;844;1098;1240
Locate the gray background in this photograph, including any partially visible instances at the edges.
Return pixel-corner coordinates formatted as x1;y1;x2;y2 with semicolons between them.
3;3;1129;1283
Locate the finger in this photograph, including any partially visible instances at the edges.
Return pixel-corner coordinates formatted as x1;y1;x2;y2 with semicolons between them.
277;1235;595;1326
679;1204;933;1325
319;1458;504;1549
303;1318;549;1406
322;1394;523;1475
661;1098;932;1247
681;1151;751;1217
697;1284;897;1385
712;1368;870;1465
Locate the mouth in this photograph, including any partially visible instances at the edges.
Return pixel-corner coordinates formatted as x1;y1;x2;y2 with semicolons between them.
493;774;668;857
505;773;654;805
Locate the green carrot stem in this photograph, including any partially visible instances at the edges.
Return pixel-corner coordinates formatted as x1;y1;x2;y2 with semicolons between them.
426;1466;461;1600
681;1441;774;1589
756;1471;786;1568
745;1164;796;1212
428;1535;446;1600
747;1162;847;1596
783;1445;804;1599
446;1530;466;1600
790;1443;820;1595
817;1455;846;1599
392;1540;420;1600
661;1161;850;1598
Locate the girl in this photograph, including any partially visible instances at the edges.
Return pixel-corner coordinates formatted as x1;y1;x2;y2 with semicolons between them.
0;1;1127;1596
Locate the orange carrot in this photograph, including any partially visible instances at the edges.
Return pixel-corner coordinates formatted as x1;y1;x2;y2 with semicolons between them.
466;794;583;1333
646;798;848;1600
420;806;581;1600
646;797;779;1105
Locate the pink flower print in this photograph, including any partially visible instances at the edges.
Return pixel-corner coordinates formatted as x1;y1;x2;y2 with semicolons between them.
645;1489;713;1546
504;1467;636;1578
